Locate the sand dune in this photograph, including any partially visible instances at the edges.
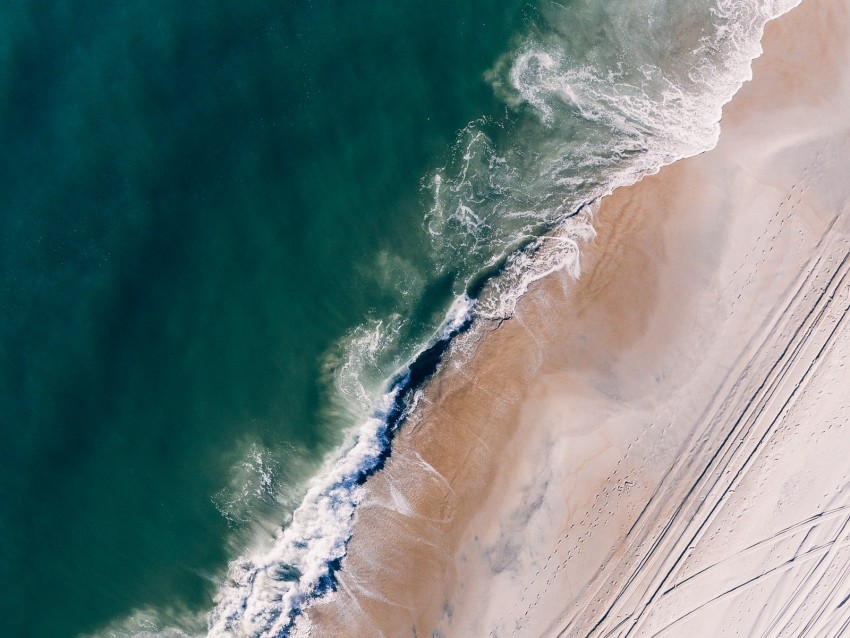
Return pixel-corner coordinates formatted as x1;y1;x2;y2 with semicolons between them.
300;0;850;635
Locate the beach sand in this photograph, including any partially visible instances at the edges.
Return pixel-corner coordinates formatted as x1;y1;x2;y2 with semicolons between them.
301;0;850;635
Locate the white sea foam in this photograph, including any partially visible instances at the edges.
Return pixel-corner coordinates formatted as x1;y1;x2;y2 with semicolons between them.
206;297;475;637
427;0;802;325
207;391;398;638
211;442;318;537
212;443;286;529
477;205;598;320
442;293;476;337
327;314;404;418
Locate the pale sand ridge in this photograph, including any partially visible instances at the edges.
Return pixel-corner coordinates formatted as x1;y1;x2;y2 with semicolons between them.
301;0;850;635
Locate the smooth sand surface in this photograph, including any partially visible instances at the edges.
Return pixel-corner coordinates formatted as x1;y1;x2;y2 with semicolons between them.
301;0;850;635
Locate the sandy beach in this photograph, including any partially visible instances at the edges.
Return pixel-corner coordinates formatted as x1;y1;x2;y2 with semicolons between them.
301;0;850;635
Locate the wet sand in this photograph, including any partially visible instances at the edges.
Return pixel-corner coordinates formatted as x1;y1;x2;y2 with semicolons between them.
300;0;850;635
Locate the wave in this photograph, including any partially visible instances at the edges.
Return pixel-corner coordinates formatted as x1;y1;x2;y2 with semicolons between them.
98;0;803;635
207;295;475;637
425;0;801;305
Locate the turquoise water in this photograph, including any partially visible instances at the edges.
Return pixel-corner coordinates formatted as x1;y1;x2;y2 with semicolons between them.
0;0;787;635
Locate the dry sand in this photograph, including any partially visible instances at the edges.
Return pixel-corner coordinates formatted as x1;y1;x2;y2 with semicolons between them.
301;0;850;635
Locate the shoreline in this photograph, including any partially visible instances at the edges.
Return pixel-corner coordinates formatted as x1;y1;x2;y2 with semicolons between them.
301;0;850;635
204;0;809;633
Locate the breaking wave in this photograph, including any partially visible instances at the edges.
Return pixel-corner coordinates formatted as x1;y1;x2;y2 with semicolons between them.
208;296;475;637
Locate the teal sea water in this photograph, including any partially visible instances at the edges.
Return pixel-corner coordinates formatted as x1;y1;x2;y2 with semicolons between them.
0;1;527;635
0;0;792;635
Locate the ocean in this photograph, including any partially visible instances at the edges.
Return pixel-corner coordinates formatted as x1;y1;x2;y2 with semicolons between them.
0;0;792;636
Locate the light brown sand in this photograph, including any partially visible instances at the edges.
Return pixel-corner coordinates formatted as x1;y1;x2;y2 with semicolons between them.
301;0;850;635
